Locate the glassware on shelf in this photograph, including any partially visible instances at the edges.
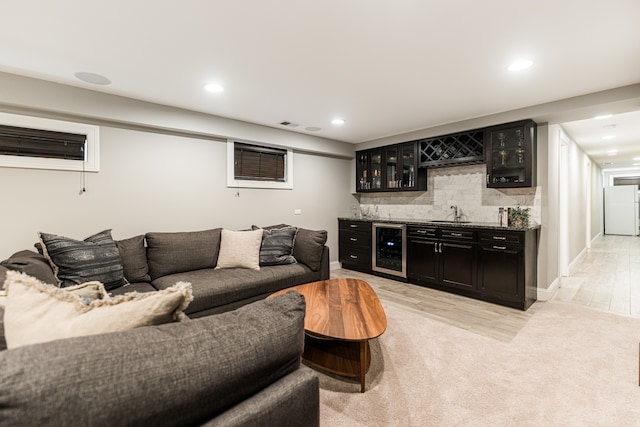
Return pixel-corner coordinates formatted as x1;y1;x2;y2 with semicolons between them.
499;149;508;166
515;129;524;147
516;146;525;164
497;132;507;147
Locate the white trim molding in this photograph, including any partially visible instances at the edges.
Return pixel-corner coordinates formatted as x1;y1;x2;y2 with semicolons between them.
226;139;293;190
0;112;100;172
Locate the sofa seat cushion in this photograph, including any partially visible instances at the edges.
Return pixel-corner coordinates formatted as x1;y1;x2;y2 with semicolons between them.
0;292;306;427
108;282;158;296
152;263;318;315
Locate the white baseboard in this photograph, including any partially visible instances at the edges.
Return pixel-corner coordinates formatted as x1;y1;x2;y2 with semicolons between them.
330;261;342;270
568;247;587;275
537;277;560;301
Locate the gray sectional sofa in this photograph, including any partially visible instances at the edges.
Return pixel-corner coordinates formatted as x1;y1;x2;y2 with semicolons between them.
0;225;328;426
0;291;320;426
1;225;329;317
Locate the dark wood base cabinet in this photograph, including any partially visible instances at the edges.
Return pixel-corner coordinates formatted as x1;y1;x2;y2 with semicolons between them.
338;220;372;273
407;226;476;291
477;229;538;310
339;219;539;311
407;226;537;310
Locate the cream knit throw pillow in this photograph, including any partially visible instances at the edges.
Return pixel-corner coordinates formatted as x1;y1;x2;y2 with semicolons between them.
215;228;263;270
3;271;192;349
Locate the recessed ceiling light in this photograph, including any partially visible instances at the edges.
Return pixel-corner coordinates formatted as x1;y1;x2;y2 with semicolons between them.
331;118;345;125
204;83;224;93
507;60;533;71
607;150;618;155
74;71;111;85
603;162;613;165
594;114;613;120
634;157;640;161
602;135;616;140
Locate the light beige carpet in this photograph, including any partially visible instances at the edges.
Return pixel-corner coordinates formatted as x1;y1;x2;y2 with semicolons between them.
318;300;640;426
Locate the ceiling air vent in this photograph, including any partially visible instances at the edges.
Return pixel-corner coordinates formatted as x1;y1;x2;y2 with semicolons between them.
279;121;299;128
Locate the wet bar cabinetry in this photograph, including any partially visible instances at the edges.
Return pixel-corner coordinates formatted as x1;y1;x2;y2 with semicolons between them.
338;220;372;273
485;119;537;188
339;218;539;310
354;119;537;192
477;229;538;310
356;142;426;192
407;226;476;291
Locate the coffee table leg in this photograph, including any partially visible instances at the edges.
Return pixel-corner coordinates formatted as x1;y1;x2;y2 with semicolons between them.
360;341;367;393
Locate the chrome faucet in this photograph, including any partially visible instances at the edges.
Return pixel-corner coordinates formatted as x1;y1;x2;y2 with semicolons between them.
451;205;461;222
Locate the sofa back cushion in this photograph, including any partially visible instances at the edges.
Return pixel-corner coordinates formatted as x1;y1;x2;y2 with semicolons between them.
1;250;58;286
115;235;151;283
293;228;328;272
146;228;221;280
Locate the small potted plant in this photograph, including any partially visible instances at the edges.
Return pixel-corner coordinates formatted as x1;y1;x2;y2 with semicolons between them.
509;206;530;228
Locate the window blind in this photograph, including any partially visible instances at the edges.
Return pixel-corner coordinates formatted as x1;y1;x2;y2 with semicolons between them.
0;124;86;161
234;142;286;181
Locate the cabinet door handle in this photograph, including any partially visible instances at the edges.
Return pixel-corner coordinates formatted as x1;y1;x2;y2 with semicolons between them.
493;246;507;250
451;232;462;237
350;224;358;228
350;255;359;259
492;236;507;241
417;229;427;235
350;237;358;242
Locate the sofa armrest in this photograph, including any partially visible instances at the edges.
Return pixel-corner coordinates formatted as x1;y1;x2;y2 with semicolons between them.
0;292;307;427
202;366;319;427
319;246;330;280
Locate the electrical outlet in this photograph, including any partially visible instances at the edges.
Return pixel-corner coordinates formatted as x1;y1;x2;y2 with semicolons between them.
294;209;302;215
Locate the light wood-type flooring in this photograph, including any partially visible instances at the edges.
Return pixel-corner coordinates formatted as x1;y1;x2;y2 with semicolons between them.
330;234;640;343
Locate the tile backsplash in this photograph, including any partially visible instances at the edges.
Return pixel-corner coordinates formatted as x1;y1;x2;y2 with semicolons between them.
356;164;540;224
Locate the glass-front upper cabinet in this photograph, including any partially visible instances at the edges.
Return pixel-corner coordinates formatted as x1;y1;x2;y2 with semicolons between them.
355;143;425;193
401;142;417;189
485;119;537;188
356;148;383;192
385;145;399;189
370;149;382;190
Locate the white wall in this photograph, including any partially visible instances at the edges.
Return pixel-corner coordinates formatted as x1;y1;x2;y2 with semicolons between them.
0;76;356;260
591;162;604;240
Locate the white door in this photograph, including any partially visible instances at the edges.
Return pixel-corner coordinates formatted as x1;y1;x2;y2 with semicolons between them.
604;185;638;236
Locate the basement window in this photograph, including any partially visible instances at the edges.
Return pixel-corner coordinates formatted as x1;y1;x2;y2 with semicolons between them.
227;140;293;189
0;113;100;172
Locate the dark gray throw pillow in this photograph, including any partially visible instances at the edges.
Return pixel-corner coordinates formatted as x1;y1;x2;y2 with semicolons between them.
252;226;298;266
38;230;126;291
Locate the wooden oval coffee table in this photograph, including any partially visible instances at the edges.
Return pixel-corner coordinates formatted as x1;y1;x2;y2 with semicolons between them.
271;278;387;392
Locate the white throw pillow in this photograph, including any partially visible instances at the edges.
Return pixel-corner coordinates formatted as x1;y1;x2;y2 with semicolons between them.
215;228;263;270
3;271;193;349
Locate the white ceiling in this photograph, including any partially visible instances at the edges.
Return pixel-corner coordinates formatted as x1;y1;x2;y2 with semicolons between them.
1;1;640;169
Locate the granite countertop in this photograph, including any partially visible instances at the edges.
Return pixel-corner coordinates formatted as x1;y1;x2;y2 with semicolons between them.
338;217;541;231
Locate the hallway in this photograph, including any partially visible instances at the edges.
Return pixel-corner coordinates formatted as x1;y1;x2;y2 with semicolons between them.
552;234;640;317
